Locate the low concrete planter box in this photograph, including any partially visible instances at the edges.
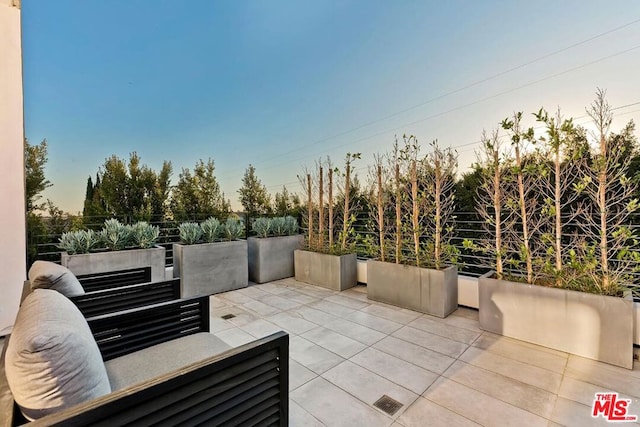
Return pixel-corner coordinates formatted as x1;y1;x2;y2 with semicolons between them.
479;271;634;369
61;246;166;282
367;260;458;318
294;250;357;291
248;235;304;284
173;240;248;297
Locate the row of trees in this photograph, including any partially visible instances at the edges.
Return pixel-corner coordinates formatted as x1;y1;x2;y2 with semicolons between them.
81;158;302;224
469;89;639;294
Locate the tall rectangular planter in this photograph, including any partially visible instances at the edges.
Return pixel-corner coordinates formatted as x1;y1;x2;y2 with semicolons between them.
173;240;248;297
479;271;634;369
294;250;357;291
367;260;458;318
248;235;304;284
61;246;166;282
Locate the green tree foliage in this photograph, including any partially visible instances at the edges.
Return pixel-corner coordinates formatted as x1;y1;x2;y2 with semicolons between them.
170;159;231;221
25;138;52;213
238;164;272;219
273;185;302;217
87;153;172;221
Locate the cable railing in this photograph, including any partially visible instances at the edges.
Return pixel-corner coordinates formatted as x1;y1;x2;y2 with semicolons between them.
30;212;640;282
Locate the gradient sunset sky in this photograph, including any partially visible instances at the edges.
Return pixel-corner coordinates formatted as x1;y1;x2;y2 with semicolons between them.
21;0;640;213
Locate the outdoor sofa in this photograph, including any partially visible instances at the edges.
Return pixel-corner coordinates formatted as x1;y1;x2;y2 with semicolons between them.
1;262;289;426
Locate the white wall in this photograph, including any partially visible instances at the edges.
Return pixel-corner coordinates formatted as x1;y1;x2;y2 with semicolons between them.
0;0;25;336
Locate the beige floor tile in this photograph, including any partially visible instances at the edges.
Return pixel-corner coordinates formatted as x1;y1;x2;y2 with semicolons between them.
241;299;281;316
291;377;393;427
301;327;367;359
322;360;419;419
408;315;480;345
434;313;483;333
472;333;568;373
211;305;258;327
308;300;357;317
350;347;438;395
262;294;303;311
393;325;469;358
278;289;320;305
217;291;255;305
267;312;318;335
324;294;371;310
443;360;557;418
398;396;480;427
209;295;232;309
341;287;370;302
565;355;640;398
361;304;421;325
551;396;620;427
290;360;318;391
460;346;563;393
290;336;345;374
235;285;271;299
323;318;386;346
214;327;256;347
240;318;288;338
294;285;336;299
290;400;325;426
451;307;480;321
257;282;293;295
424;377;548;427
374;336;455;375
288;305;340;326
348;311;404;334
559;376;640;410
208;316;235;333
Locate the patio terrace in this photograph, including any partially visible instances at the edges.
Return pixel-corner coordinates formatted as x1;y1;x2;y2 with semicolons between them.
1;277;638;425
205;278;640;427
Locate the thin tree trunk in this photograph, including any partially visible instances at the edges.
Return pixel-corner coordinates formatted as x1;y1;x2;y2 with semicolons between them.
341;162;351;251
598;133;609;290
493;150;503;278
554;146;562;285
434;155;442;269
395;163;401;264
514;145;533;283
328;169;333;248
377;164;385;262
318;166;324;249
411;160;420;267
307;173;313;249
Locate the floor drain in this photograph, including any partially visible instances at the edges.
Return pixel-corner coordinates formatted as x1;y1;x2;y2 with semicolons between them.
221;314;236;320
373;395;403;416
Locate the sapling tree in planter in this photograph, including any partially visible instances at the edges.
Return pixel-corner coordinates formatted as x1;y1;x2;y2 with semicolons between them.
173;216;248;297
575;89;640;295
475;91;638;369
248;216;303;283
59;219;166;282
294;153;360;291
367;135;459;318
534;108;585;286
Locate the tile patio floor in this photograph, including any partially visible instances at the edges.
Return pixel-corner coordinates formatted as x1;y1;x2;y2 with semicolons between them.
210;278;640;427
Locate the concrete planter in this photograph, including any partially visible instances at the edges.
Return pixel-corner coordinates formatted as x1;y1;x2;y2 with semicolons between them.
173;240;248;297
61;246;166;282
248;235;304;284
294;250;357;291
367;260;458;318
478;271;634;369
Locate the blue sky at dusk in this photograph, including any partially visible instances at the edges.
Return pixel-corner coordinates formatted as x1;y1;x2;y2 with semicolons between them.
21;0;640;213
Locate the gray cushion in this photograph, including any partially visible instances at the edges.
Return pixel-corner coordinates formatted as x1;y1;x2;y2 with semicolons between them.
105;332;231;390
28;260;84;297
4;289;111;420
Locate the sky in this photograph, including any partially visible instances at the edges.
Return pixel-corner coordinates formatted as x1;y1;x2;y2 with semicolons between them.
21;0;640;213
